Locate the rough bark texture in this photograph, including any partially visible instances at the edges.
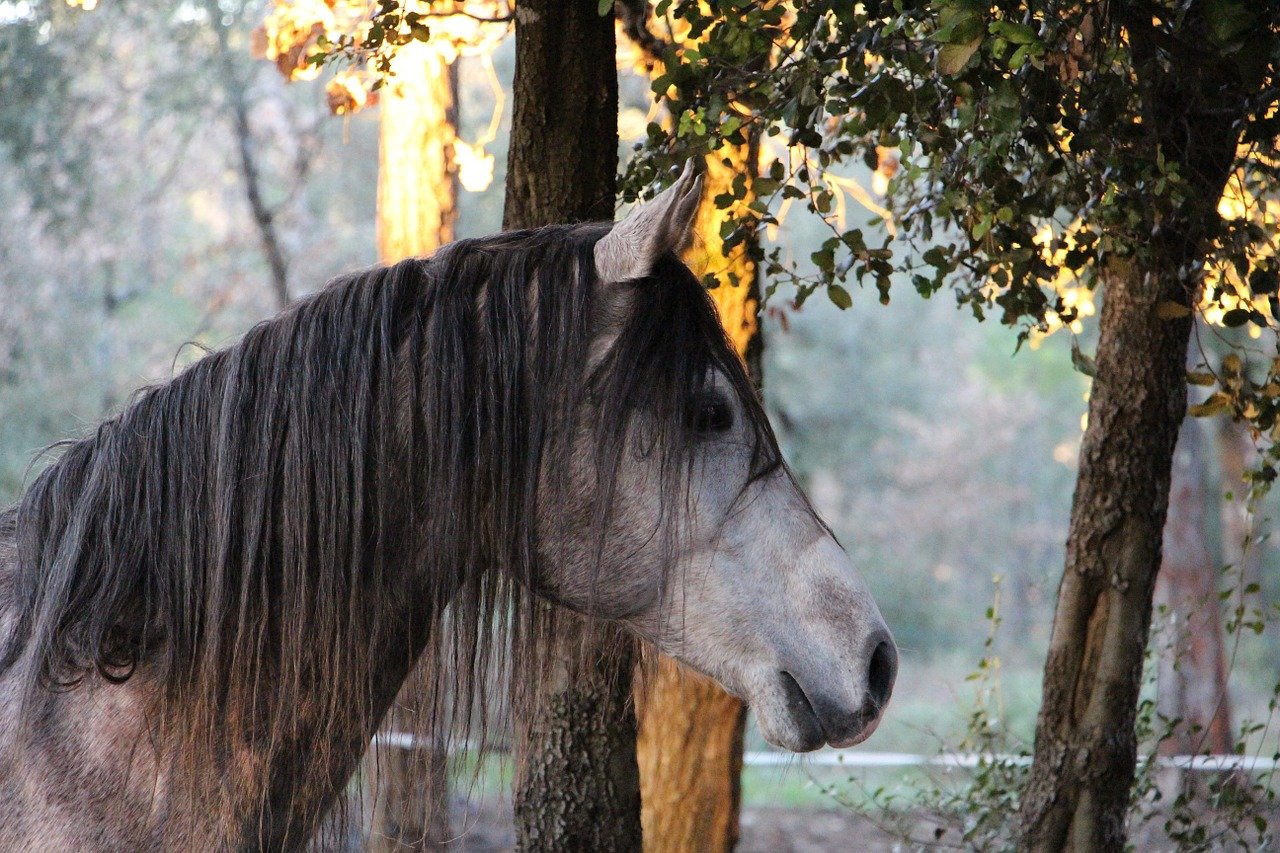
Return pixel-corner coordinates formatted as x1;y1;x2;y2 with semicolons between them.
504;2;638;849
1016;257;1193;852
365;49;459;850
501;0;619;231
1017;10;1245;848
514;625;640;852
637;661;747;852
636;143;760;853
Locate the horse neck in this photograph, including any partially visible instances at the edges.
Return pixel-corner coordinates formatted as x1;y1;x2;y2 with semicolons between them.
196;579;432;849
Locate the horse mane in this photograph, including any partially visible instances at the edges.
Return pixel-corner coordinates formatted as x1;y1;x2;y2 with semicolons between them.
0;222;780;842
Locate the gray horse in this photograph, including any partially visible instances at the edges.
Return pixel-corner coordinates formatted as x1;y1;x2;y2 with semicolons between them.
0;165;895;849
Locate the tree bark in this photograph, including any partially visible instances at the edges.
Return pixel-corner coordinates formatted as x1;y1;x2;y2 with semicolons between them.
501;0;618;230
504;2;637;850
376;42;458;263
364;45;459;851
1217;418;1261;603
1017;9;1245;847
636;143;760;853
1016;257;1193;852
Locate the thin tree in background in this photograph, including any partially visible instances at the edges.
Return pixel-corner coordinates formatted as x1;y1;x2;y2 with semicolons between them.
207;0;292;309
1153;411;1234;799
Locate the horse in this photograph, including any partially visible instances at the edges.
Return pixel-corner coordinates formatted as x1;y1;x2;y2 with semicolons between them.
0;163;896;849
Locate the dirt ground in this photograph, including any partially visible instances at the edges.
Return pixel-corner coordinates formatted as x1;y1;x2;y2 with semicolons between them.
439;796;1280;851
446;799;920;851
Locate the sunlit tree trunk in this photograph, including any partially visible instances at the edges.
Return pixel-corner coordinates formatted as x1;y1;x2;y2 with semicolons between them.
504;1;637;849
636;142;759;853
376;42;458;262
1217;418;1261;603
365;41;458;852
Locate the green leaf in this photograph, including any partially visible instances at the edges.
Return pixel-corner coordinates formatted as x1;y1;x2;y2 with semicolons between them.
598;0;614;16
827;284;852;310
1222;308;1252;328
1070;340;1097;378
989;20;1037;45
937;38;982;75
1204;0;1255;44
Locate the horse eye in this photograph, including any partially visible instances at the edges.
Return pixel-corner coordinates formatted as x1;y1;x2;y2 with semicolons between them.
692;398;734;434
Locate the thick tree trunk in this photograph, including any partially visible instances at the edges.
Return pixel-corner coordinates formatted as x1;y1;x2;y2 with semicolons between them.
636;143;759;853
500;0;618;230
1017;258;1193;851
504;2;637;850
1017;9;1246;847
364;46;459;851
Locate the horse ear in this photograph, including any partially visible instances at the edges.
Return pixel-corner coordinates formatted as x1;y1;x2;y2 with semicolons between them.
595;159;704;283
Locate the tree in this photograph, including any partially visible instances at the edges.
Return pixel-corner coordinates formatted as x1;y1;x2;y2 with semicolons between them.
501;1;640;850
206;0;295;310
626;1;1280;848
1153;410;1233;797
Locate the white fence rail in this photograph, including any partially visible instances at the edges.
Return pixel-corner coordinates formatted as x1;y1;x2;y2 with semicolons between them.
741;750;1280;773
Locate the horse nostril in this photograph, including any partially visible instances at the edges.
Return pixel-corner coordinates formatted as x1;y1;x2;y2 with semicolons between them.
867;639;897;710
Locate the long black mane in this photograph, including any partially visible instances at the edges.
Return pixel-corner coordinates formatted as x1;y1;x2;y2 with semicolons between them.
0;222;780;840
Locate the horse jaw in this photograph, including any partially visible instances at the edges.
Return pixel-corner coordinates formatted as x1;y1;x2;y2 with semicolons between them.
643;468;898;754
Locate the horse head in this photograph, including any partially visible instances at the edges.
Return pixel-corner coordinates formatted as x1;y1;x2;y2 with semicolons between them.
536;162;897;752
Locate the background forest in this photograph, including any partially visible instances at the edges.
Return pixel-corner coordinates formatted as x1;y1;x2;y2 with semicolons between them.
2;0;1278;848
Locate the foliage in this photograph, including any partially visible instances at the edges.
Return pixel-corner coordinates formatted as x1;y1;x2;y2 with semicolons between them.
258;0;510;114
826;579;1280;850
623;2;1280;462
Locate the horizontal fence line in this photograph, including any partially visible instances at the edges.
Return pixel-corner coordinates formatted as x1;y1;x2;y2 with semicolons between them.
740;750;1280;773
374;733;1279;773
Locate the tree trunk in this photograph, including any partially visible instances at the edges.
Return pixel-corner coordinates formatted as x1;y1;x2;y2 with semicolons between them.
206;0;291;310
376;43;458;262
1153;411;1234;799
1016;8;1246;846
364;45;459;851
1217;418;1261;603
636;143;759;853
1016;257;1193;851
504;2;637;850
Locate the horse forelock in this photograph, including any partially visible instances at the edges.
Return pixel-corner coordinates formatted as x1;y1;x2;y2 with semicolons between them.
0;221;782;843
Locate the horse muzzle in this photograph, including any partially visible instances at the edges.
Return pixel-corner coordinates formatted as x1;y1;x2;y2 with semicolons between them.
770;632;898;752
